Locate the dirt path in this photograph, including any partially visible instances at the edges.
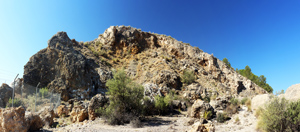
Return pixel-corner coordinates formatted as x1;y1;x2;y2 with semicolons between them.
46;115;193;132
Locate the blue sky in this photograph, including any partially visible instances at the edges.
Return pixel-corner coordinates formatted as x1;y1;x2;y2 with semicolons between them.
0;0;299;93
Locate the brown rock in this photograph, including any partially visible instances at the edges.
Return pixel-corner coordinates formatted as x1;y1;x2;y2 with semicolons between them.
0;107;28;132
0;83;13;108
88;94;107;120
56;105;69;117
70;105;88;122
25;112;44;131
37;107;55;127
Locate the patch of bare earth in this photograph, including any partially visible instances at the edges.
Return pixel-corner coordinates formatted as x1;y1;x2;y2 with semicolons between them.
46;115;192;132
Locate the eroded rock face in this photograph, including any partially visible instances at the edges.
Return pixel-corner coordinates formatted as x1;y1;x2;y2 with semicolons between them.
0;107;27;132
88;94;108;120
23;32;109;101
0;83;13;108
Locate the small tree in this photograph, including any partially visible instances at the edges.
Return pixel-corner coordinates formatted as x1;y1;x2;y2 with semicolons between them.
104;70;144;125
222;58;231;68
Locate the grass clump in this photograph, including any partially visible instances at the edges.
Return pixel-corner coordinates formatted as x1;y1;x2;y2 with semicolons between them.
181;69;195;85
240;97;248;105
216;112;228;123
203;111;213;120
6;98;23;107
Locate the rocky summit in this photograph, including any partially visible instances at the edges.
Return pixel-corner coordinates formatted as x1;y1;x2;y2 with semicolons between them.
23;26;266;101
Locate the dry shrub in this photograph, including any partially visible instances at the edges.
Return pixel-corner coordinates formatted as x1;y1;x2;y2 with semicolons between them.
226;104;238;116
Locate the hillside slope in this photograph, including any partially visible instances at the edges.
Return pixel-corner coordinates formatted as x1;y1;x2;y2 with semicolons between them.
23;26;267;101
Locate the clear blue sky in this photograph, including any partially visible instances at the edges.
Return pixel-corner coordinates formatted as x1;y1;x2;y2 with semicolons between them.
0;0;299;93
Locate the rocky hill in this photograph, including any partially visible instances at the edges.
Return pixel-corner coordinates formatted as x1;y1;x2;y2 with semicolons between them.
23;26;267;101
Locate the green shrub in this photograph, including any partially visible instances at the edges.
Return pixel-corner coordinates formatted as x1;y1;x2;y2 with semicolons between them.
230;98;239;106
7;98;23;107
217;112;228;123
39;87;49;98
241;97;248;105
102;70;144;125
203;111;213;120
181;69;195;85
154;95;168;115
257;97;288;132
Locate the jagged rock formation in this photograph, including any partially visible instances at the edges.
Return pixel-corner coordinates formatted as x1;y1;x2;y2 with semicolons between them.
23;32;111;101
0;83;13;108
23;26;267;102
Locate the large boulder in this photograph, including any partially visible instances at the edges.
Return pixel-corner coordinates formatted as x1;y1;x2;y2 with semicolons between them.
0;107;28;132
56;105;69;117
23;32;109;101
25;112;44;131
37;107;55;127
70;104;88;122
88;94;108;120
251;94;273;111
282;84;300;101
191;99;214;119
0;83;13;108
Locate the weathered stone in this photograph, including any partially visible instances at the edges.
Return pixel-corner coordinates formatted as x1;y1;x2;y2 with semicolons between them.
25;112;44;131
172;100;182;109
282;84;300;101
191;99;214;119
37;107;55;127
251;94;273;111
188;121;215;132
0;107;27;132
70;105;88;122
23;32;109;101
88;94;108;120
0;83;13;108
57;105;69;117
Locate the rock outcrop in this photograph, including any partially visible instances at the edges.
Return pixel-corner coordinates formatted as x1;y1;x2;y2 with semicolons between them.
23;25;267;102
23;32;110;101
0;83;13;108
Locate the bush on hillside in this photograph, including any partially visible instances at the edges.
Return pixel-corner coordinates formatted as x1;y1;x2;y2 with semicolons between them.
102;69;144;125
257;97;288;132
181;69;195;85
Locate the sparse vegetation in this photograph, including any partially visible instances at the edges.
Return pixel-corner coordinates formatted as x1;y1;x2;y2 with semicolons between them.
230;97;239;106
240;97;248;105
181;69;195;85
222;58;232;68
238;65;273;93
6;98;23;107
217;112;228;123
203;111;213;120
39;87;49;98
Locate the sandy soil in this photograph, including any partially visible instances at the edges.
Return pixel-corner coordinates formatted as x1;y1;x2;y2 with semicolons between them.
45;115;193;132
215;106;258;132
